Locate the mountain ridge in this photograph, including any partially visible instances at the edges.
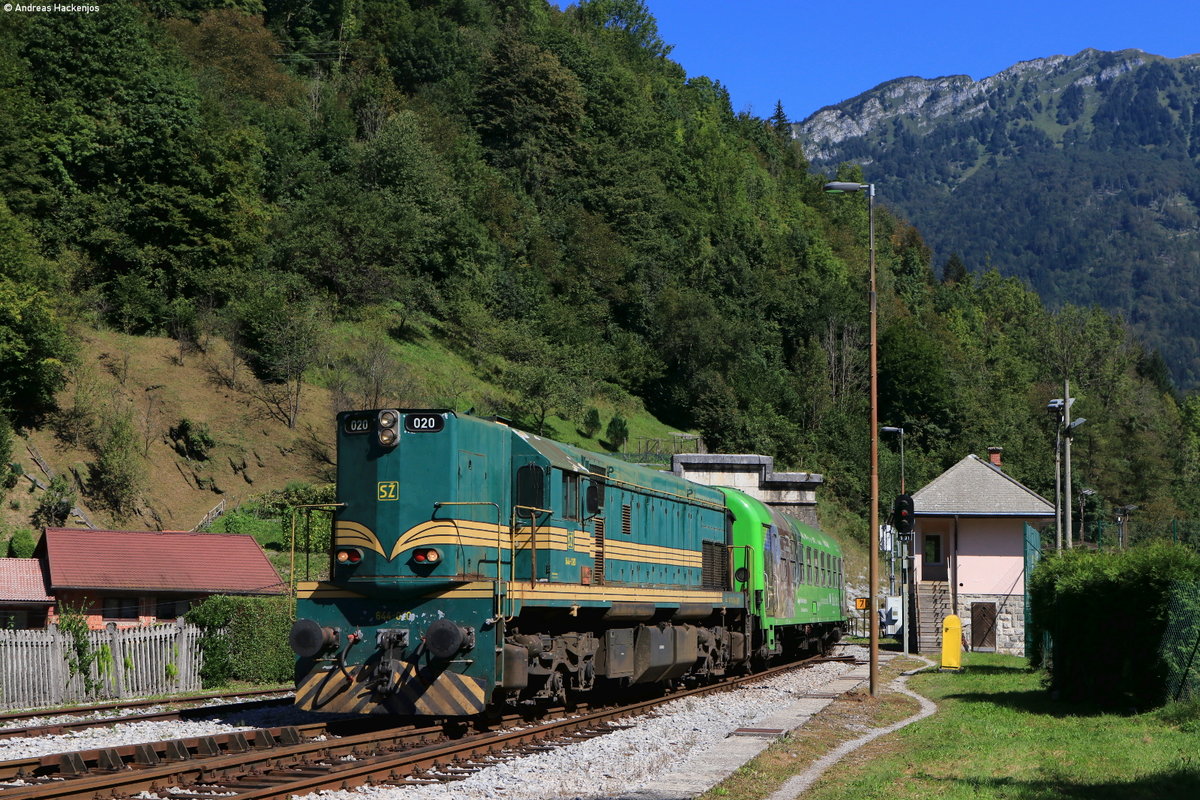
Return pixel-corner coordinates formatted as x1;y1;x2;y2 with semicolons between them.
795;47;1200;386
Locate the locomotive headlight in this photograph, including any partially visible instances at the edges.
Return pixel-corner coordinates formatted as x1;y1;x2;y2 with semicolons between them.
377;409;399;447
412;548;441;564
336;548;363;565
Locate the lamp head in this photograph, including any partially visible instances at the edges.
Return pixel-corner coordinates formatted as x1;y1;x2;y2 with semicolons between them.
823;181;869;194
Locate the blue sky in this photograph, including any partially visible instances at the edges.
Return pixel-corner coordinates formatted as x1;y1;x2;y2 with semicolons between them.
637;0;1200;121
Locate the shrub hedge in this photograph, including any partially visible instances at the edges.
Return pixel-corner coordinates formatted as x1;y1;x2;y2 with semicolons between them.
185;595;294;687
1029;541;1200;707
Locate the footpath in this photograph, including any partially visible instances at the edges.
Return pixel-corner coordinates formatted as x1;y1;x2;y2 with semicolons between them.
620;650;938;800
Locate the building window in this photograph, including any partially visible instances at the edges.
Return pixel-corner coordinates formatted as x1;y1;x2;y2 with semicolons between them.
154;598;189;620
103;597;140;619
923;535;943;565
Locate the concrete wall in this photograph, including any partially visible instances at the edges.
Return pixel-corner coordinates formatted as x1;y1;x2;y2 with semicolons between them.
670;454;823;526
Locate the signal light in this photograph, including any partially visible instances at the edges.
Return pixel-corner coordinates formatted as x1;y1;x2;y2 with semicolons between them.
412;548;441;564
336;548;363;565
894;494;915;534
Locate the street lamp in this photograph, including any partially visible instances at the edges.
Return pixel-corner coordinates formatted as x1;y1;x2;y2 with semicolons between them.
881;425;909;657
880;426;905;493
1116;504;1139;548
825;179;879;696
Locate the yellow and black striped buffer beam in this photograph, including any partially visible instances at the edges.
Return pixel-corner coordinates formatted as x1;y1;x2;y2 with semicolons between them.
295;665;377;714
386;661;487;716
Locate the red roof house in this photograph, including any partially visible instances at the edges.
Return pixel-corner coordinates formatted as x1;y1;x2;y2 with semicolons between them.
35;528;286;630
0;558;54;629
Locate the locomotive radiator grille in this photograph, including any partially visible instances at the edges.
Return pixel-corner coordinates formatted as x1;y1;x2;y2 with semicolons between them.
593;517;605;585
701;539;729;590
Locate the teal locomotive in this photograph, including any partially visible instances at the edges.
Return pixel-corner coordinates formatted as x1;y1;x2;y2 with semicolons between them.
289;410;844;716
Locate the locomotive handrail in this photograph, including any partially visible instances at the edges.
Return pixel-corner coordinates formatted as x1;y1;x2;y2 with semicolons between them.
432;501;503;620
288;502;346;604
510;504;553;618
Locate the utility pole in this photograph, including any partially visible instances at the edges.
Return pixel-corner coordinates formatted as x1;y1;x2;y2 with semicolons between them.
1063;378;1073;548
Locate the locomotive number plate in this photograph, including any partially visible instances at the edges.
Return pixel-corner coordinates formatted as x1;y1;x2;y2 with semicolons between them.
404;413;445;433
343;413;373;435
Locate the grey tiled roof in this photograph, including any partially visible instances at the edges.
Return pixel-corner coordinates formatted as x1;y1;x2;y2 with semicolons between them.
911;455;1054;517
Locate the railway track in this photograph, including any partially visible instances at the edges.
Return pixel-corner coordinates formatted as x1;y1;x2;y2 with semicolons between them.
0;688;294;741
0;655;858;800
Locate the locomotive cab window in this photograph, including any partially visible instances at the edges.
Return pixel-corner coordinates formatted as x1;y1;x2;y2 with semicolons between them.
516;465;546;515
562;472;581;521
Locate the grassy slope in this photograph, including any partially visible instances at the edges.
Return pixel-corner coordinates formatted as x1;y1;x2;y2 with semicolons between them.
4;321;743;540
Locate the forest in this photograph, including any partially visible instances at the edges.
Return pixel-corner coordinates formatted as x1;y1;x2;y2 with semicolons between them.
1;0;1199;548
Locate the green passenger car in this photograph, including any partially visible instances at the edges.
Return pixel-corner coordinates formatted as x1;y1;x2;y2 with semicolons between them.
723;487;845;661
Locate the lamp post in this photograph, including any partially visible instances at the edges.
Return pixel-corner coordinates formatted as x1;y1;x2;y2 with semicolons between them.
825;179;879;696
1079;488;1096;546
880;426;905;493
1116;504;1138;549
881;425;908;656
1046;396;1077;549
1047;399;1063;548
1064;416;1085;547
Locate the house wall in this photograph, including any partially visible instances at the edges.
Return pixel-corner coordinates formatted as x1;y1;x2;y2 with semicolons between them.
911;515;1049;657
956;518;1026;596
50;591;196;631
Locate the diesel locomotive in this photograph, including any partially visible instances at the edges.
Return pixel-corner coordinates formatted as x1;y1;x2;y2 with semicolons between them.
289;409;845;717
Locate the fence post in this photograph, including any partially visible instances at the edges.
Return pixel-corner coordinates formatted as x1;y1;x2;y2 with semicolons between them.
109;623;126;700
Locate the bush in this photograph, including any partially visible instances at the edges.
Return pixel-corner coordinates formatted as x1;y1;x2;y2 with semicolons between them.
169;418;215;460
1029;541;1200;707
6;526;36;558
185;594;294;687
606;414;629;451
581;407;602;438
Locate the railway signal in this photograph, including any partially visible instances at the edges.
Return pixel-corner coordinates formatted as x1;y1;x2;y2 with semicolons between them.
894;493;915;535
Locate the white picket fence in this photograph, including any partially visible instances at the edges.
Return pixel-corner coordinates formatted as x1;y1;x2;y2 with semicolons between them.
0;623;205;711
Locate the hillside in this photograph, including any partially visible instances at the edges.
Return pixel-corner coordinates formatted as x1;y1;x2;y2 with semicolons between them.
796;49;1200;387
6;329;334;534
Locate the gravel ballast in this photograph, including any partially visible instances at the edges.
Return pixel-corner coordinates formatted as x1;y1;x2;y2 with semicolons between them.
0;648;865;800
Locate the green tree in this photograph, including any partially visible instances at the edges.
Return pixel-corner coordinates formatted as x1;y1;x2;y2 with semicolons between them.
581;407;602;438
476;33;585;194
606;414;629;451
0;279;73;420
90;408;147;519
32;475;75;530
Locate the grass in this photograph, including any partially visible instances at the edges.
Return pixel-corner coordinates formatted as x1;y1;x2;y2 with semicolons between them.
700;652;1200;800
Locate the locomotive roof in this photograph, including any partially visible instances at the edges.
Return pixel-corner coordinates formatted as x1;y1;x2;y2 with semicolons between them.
510;427;726;508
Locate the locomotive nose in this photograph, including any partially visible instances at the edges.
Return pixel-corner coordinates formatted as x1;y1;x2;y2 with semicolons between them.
425;618;473;660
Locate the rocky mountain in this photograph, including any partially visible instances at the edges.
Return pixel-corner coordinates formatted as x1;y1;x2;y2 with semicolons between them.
796;49;1200;387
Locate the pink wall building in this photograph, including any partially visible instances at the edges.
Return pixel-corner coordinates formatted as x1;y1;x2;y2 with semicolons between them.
909;449;1053;655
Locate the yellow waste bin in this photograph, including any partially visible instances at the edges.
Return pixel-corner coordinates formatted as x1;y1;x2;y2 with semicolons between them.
940;614;962;671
